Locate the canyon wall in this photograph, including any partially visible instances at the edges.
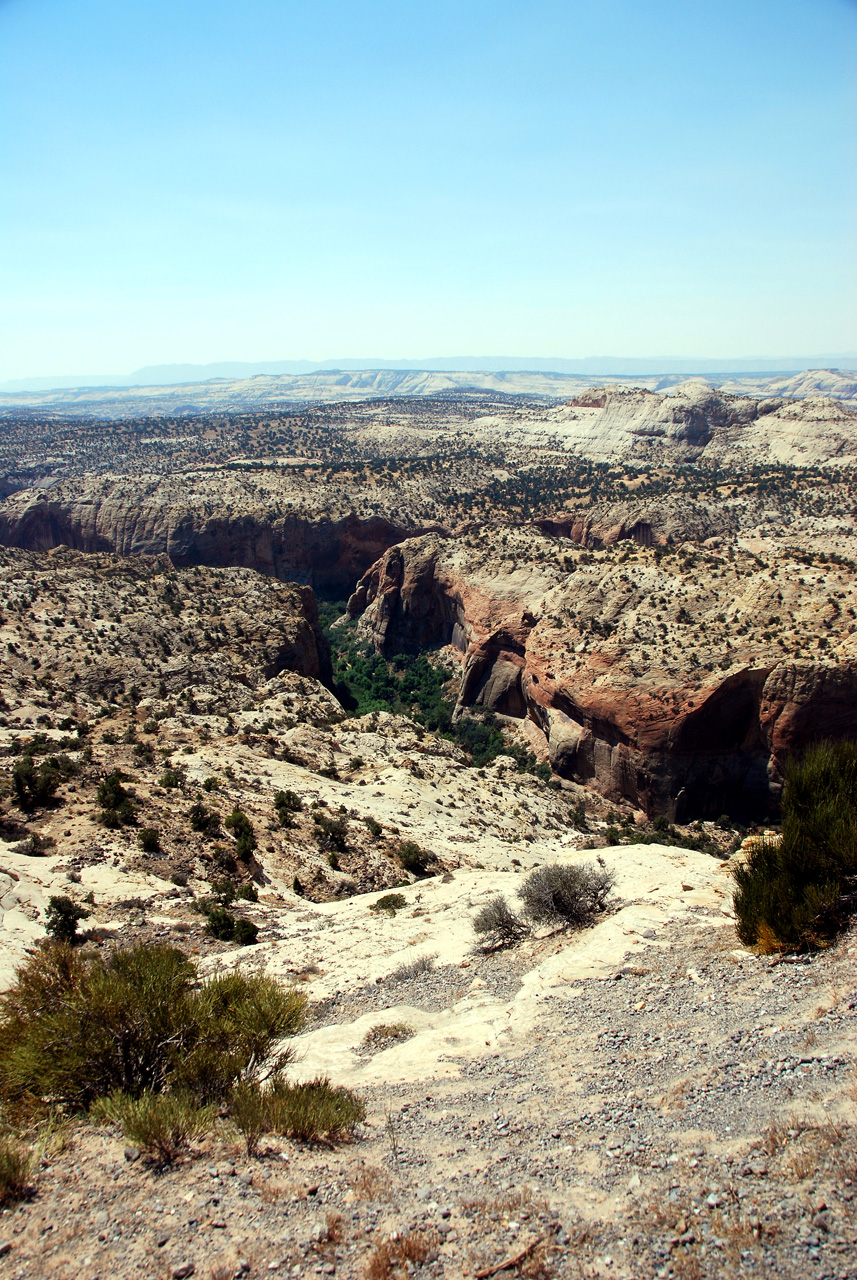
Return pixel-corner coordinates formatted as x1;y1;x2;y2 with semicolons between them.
0;484;426;596
347;534;857;820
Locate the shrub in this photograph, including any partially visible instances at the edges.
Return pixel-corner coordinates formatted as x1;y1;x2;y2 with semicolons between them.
12;757;61;809
0;943;306;1112
235;833;256;861
159;768;185;790
234;919;259;946
274;789;302;816
189;802;220;836
0;1136;31;1205
236;883;258;902
604;825;621;846
210;878;237;905
229;1076;365;1147
202;776;218;792
364;816;383;839
370;893;407;915
230;1079;267;1156
398;840;432;876
389;954;435;983
266;1076;366;1141
472;896;529;950
361;1023;415;1053
138;827;161;853
225;808;256;859
92;1091;214;1164
44;895;89;944
313;813;348;852
97;771;135;826
12;832;53;857
205;907;236;940
733;740;857;951
518;860;615;929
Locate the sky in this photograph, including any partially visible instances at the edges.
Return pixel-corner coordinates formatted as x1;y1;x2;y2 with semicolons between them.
0;0;855;379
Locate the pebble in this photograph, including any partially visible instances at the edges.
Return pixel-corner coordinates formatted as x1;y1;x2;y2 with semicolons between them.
171;1266;195;1280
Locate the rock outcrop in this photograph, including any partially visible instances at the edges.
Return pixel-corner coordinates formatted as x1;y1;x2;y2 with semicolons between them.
0;546;333;709
347;530;857;819
0;480;426;594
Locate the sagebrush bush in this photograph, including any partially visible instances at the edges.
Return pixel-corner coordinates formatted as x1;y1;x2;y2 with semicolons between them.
266;1076;366;1141
92;1091;214;1164
230;1077;365;1146
389;954;435;983
472;896;529;950
370;893;407;915
231;1079;268;1156
733;741;857;951
0;1136;32;1204
0;943;306;1113
518;860;614;929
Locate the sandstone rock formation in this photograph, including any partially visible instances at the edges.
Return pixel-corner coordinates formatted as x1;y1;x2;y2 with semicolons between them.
540;380;857;465
0;483;427;594
347;530;857;819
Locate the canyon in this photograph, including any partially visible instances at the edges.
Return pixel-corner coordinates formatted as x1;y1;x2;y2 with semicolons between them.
1;373;856;1279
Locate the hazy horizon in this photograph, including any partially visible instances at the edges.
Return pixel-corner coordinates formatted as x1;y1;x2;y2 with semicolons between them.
4;352;857;395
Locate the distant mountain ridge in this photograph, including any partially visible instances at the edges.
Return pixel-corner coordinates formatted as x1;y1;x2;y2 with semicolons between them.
3;353;857;393
1;366;856;420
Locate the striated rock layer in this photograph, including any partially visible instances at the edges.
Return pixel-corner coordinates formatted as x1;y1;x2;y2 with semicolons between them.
0;479;428;594
346;530;857;820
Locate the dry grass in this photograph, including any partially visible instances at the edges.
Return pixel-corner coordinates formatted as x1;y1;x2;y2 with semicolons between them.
360;1023;415;1054
326;1212;343;1244
0;1136;32;1206
462;1186;550;1217
350;1164;393;1201
659;1078;689;1111
762;1112;852;1182
364;1228;440;1279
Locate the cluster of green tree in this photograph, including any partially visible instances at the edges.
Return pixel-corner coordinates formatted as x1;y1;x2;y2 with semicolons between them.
733;741;857;952
319;604;549;778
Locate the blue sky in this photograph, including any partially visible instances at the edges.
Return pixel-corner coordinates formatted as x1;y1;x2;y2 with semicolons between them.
1;0;855;378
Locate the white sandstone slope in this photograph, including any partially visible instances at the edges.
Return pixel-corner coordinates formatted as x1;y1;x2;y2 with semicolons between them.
201;841;733;1088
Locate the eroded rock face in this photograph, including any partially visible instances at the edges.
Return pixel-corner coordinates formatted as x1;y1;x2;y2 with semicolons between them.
347;531;857;819
0;481;422;595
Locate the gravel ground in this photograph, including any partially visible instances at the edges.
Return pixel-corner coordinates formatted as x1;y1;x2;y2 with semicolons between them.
306;949;531;1030
1;919;855;1280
